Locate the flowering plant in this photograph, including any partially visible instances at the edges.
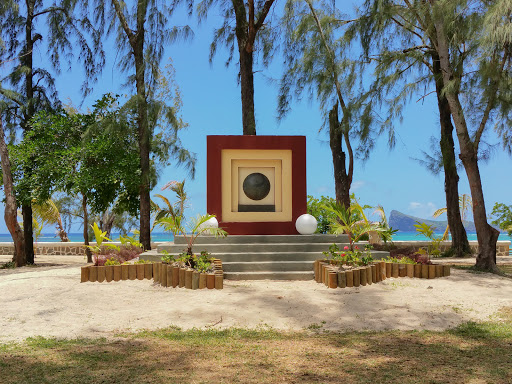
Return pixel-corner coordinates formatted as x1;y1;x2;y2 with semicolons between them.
323;243;374;268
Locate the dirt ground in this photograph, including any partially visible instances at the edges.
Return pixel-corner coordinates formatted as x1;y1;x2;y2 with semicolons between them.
1;254;511;342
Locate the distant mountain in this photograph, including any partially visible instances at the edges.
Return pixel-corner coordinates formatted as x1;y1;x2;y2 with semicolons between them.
388;210;477;232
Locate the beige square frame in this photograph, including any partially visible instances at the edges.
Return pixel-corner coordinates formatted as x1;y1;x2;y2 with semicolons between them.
222;149;292;222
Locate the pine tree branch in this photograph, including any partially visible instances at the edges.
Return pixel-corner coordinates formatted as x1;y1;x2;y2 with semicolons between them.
402;44;431;53
474;50;509;150
305;0;348;115
416;90;436;102
404;0;429;34
254;0;275;32
390;16;424;41
111;0;135;44
0;88;23;107
33;6;68;18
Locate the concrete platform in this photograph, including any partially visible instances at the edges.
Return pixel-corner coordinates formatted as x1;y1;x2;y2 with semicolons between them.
140;234;389;281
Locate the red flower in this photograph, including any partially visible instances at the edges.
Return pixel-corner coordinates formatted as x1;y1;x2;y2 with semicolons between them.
344;246;349;250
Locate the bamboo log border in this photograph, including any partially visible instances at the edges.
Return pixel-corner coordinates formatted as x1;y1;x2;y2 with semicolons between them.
313;260;451;289
80;258;224;289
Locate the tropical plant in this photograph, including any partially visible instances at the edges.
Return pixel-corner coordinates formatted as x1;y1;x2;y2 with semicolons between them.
105;258;121;266
32;199;69;242
307;195;337;234
153;180;188;234
414;222;442;260
323;200;384;250
155;179;227;259
433;194;472;241
322;242;374;268
385;256;417;265
157;214;227;257
491;203;512;236
85;223;120;254
373;205;397;243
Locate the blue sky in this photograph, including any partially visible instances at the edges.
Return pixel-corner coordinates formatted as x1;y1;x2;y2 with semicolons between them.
1;1;510;234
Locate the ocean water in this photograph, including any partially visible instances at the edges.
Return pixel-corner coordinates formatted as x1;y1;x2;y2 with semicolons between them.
392;232;511;242
0;231;509;243
0;232;174;243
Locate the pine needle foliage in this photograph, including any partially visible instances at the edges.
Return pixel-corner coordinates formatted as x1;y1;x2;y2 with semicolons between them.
279;0;394;160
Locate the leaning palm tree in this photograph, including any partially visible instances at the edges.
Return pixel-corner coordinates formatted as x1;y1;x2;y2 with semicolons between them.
152;180;187;234
32;199;69;242
433;194;472;241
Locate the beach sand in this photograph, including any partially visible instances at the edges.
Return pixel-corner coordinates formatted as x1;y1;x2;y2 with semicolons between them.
1;254;511;342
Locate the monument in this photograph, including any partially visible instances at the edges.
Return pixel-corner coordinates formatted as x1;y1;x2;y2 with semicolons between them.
206;135;307;235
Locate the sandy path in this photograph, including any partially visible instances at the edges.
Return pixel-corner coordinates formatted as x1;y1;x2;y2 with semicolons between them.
1;255;511;342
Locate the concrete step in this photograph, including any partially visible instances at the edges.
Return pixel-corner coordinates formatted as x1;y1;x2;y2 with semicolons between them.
157;242;346;254
212;252;321;262
143;250;390;263
223;271;314;281
173;234;349;245
222;260;313;272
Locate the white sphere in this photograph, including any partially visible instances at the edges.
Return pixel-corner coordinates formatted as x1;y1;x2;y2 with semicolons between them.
198;216;219;234
295;214;317;235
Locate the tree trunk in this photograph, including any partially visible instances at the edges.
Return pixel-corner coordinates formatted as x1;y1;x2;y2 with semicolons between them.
22;205;34;263
329;104;350;208
134;45;151;251
433;17;499;271
101;210;116;238
22;0;35;265
433;55;471;257
461;152;499;270
56;222;69;242
239;46;256;135
82;194;92;263
0;118;25;266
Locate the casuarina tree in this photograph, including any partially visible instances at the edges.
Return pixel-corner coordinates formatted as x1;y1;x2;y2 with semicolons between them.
92;0;194;250
352;0;476;257
0;0;103;264
198;0;278;135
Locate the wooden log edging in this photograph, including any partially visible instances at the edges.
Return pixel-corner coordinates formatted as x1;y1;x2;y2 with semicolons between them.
80;258;224;290
313;260;451;289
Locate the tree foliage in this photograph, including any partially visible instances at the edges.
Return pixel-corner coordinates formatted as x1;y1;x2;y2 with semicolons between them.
198;0;279;135
491;202;512;236
92;0;194;249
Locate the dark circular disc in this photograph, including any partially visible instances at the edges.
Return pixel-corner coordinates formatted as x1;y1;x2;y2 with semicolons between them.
243;172;271;201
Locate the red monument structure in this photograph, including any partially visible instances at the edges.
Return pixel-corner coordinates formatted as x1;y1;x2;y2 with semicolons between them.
207;135;307;235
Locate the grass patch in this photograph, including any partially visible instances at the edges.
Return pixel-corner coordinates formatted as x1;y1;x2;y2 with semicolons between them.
1;310;512;383
0;261;15;269
452;264;512;278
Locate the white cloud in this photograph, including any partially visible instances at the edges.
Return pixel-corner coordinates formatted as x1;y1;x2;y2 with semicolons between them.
407;201;438;219
313;186;329;195
350;180;365;192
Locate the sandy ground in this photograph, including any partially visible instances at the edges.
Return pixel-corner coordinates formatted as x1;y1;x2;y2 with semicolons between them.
1;254;511;342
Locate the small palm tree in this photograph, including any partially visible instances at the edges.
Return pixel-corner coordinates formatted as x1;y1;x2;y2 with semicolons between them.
324;200;383;250
433;194;472;240
152;180;187;235
154;179;227;255
157;214;227;256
